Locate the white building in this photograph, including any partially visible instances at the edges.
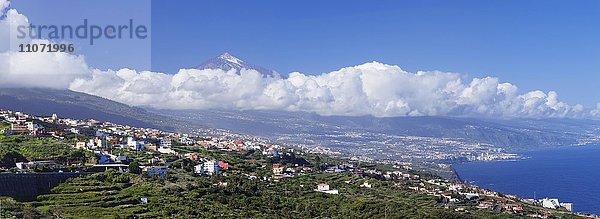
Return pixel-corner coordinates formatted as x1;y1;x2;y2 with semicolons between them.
75;142;88;150
87;139;96;148
460;192;480;200
203;160;220;175
541;198;560;209
539;198;573;211
160;139;172;148
69;128;80;134
561;203;573;211
127;137;135;147
27;122;43;132
158;147;176;154
16;161;57;170
157;139;175;154
317;183;329;191
179;137;194;145
194;164;204;175
127;137;143;150
315;183;339;194
360;181;372;188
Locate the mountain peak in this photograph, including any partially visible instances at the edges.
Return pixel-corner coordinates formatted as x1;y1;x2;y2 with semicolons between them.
196;52;280;78
218;52;243;64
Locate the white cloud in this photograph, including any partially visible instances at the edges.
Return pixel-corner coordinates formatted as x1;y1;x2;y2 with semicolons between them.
1;6;598;119
0;8;31;52
0;8;91;89
68;62;593;118
0;46;91;89
0;0;9;17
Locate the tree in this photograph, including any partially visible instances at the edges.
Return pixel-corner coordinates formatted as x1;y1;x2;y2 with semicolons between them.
66;149;88;165
129;161;141;174
0;150;26;168
22;204;40;219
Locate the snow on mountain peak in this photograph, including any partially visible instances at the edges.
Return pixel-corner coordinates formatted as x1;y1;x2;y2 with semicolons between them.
196;52;280;78
218;52;243;65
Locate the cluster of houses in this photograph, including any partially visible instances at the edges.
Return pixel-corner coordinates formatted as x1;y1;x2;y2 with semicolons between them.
1;108;275;151
405;177;576;216
0;110;226;165
0;111;47;136
411;179;527;214
0;110;300;179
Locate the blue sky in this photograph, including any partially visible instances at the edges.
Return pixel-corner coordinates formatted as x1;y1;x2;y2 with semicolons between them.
10;0;151;70
8;0;600;106
151;0;600;106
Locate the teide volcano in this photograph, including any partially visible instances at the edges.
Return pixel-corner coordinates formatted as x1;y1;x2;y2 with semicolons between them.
196;52;280;78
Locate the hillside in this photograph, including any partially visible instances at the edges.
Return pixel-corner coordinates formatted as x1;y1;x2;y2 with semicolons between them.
0;88;186;132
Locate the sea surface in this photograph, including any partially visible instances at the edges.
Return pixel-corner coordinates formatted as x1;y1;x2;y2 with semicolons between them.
454;144;600;215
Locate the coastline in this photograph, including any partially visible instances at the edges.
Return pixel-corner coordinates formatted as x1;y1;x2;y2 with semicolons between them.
453;144;600;215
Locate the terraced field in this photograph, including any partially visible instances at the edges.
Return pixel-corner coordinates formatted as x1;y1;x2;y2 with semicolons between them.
31;172;150;218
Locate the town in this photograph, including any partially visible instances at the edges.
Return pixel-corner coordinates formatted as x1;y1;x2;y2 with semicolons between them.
0;108;590;218
278;129;523;163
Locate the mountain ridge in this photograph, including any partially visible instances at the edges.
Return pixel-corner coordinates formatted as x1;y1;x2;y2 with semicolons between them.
0;88;187;132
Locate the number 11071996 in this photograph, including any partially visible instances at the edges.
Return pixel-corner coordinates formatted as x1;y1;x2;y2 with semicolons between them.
18;43;75;53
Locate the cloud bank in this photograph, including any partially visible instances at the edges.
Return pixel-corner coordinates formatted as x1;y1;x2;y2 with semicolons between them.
0;5;597;119
68;63;588;118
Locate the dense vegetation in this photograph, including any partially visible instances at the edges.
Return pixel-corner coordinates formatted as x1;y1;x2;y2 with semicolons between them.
0;134;91;169
1;170;513;219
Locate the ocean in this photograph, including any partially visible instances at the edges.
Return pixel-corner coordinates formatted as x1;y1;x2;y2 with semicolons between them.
453;145;600;215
